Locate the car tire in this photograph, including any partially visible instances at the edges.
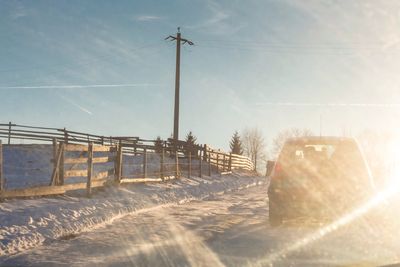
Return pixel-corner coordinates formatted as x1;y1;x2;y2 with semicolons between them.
269;201;283;227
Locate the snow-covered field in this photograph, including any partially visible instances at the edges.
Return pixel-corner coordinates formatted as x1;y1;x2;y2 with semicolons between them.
0;170;265;258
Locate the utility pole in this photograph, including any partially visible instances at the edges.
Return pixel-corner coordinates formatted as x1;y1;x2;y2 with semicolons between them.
165;27;194;147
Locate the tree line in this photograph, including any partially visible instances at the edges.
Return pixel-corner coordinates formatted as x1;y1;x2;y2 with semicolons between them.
153;127;313;173
153;127;387;178
153;131;199;156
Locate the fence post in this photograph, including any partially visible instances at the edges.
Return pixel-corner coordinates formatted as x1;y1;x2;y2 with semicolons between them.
86;142;93;197
175;153;179;178
59;142;64;185
229;153;232;171
63;128;68;144
188;152;192;178
143;148;147;178
52;138;59;185
199;150;203;178
7;122;12;145
0;140;3;197
223;154;226;172
50;141;64;186
160;148;164;181
203;144;207;161
216;153;219;173
208;152;212;176
115;141;123;183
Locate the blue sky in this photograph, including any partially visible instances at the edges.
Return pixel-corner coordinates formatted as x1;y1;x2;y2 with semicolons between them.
2;0;400;151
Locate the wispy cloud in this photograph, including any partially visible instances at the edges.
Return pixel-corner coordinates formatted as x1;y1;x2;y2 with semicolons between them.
187;1;228;29
134;15;163;22
186;0;244;35
10;2;27;20
197;7;229;27
5;16;164;86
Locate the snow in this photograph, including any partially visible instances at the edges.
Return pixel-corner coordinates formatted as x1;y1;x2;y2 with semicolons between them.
3;145;53;189
0;171;265;257
4;184;400;266
0;144;265;259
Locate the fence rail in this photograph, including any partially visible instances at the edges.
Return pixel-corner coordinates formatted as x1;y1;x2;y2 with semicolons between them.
0;123;255;199
205;145;255;172
0;122;139;146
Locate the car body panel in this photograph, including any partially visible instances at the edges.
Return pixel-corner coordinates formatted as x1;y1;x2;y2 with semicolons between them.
268;136;374;219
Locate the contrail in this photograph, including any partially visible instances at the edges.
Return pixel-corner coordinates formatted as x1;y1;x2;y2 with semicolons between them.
0;83;162;89
59;95;92;115
256;102;400;108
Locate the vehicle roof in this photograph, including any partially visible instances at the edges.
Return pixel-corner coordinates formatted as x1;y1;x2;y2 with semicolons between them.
285;136;356;144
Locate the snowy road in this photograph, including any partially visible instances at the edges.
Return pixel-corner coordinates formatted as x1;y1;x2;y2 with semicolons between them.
3;184;400;267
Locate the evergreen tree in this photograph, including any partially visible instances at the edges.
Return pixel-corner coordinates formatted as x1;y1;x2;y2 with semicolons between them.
185;131;198;156
166;133;175;154
185;131;197;145
230;131;243;155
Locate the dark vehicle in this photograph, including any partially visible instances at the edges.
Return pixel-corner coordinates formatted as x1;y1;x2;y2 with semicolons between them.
268;136;374;226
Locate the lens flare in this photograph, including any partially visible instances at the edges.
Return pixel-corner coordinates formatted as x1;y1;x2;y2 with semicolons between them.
253;142;400;266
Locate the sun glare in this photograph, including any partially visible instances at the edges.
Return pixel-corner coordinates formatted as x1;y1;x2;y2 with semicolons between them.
385;139;400;190
253;141;400;266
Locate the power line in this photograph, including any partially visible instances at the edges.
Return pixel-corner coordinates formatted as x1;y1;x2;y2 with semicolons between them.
196;39;395;49
194;39;400;56
196;44;354;55
0;83;163;89
0;41;163;74
0;42;167;85
195;43;400;56
255;102;400;108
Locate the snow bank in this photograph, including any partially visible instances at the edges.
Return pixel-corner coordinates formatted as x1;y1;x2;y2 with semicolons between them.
0;172;265;257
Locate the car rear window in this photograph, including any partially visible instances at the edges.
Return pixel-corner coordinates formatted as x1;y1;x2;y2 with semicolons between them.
277;139;370;185
279;141;341;165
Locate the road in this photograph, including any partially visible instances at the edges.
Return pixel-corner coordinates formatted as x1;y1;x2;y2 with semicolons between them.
3;184;400;267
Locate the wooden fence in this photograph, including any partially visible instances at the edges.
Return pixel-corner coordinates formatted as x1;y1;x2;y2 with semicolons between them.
0;122;139;146
0;123;255;199
205;146;255;173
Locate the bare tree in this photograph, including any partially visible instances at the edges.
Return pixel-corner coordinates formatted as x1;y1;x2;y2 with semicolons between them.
242;127;265;171
270;128;313;159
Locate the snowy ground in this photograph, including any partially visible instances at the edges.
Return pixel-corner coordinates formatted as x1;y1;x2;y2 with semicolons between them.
3;184;400;266
0;171;265;258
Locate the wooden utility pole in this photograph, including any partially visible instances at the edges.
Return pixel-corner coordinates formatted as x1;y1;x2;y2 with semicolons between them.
165;28;194;146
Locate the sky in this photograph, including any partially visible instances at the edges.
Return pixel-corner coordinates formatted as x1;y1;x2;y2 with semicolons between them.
2;0;400;152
